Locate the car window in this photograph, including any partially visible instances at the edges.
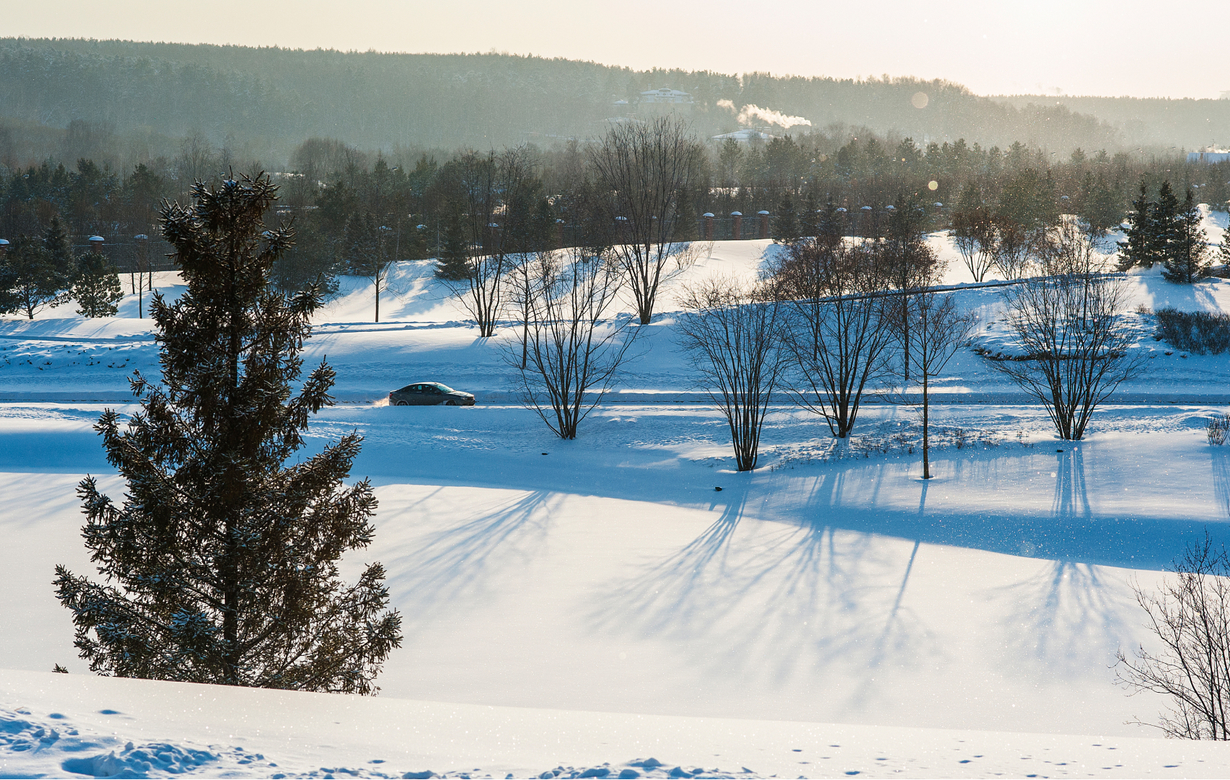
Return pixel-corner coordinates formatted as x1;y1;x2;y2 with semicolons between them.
435;383;454;394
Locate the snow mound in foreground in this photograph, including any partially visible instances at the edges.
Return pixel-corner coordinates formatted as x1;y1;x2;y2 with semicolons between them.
0;706;272;778
4;670;1230;778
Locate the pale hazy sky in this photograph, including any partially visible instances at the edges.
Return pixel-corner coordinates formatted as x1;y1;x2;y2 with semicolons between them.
6;0;1227;100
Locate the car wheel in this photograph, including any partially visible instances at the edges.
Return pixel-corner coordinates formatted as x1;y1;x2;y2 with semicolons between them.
444;399;457;406
392;399;408;406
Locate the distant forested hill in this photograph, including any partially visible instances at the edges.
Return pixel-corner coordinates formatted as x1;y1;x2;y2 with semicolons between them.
996;94;1230;152
0;38;1222;167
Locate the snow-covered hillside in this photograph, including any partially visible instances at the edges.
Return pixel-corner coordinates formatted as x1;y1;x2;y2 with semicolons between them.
6;669;1230;778
4;223;1230;777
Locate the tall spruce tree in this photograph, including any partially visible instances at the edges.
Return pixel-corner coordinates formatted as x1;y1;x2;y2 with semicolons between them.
1152;181;1181;265
54;174;401;692
1118;181;1155;270
800;190;820;239
1163;188;1208;284
43;217;75;272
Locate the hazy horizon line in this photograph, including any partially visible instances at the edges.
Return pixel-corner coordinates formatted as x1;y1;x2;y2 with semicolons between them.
4;35;1224;104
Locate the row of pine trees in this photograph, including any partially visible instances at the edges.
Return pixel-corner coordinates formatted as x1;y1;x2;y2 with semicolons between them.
1118;181;1220;283
0;218;123;318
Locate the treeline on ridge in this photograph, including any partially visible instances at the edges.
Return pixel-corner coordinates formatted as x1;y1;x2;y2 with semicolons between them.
0;37;1202;170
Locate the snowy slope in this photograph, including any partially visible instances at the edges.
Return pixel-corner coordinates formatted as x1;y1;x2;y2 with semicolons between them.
5;227;1230;776
5;669;1230;779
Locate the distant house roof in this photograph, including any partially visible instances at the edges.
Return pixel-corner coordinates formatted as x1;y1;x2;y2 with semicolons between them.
639;87;693;105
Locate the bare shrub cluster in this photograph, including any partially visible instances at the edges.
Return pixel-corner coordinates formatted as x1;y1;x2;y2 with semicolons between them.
1208;414;1230;446
1155;308;1230;355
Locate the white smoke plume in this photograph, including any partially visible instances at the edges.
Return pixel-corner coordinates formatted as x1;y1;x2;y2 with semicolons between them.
716;99;812;129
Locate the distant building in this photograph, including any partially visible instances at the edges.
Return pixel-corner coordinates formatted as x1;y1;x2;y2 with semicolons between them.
1188;149;1230;164
635;87;694;116
712;128;776;144
639;87;693;105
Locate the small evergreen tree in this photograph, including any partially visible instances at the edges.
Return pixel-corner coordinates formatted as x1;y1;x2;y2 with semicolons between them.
772;191;800;244
270;219;341;298
53;174;401;692
342;211;379;275
1077;172;1123;239
435;197;470;281
73;249;124;317
1118;181;1155;270
43;217;75;271
1164;189;1209;284
673;185;699;241
816;196;843;246
0;235;72;319
996;167;1058;238
956;182;983;214
799;190;820;239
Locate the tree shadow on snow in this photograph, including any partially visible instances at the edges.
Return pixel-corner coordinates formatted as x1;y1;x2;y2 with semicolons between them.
1133;270;1223;313
587;481;942;707
773;448;1230;571
987;558;1131;681
378;488;558;629
586;487;749;640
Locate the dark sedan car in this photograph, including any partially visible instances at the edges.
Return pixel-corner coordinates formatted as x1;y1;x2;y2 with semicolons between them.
388;382;476;406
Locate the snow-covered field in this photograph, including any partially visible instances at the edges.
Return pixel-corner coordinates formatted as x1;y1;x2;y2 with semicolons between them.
4;213;1230;778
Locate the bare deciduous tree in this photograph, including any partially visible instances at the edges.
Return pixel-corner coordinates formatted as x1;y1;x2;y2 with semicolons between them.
590;115;705;325
344;213;395;322
880;214;940;382
1117;534;1230;739
898;283;976;480
991;216;1035;280
769;238;894;438
439;147;538;337
512;245;636;439
989;269;1140;440
1034;218;1107;277
677;278;788;471
951;207;998;283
